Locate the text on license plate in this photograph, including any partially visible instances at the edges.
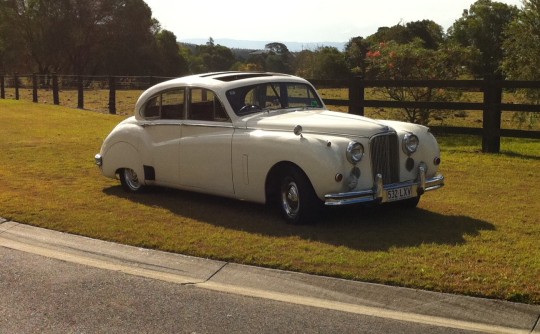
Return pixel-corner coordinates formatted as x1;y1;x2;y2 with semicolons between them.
386;186;413;202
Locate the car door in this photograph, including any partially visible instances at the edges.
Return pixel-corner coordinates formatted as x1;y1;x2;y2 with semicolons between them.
178;87;234;195
140;88;184;186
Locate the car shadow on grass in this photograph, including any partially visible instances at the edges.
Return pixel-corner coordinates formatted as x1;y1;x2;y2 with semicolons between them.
104;186;494;252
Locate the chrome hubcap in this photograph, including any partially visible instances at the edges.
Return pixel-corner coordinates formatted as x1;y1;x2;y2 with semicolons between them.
124;169;141;190
282;181;300;218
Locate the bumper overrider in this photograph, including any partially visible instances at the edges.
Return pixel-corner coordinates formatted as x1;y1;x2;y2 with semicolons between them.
324;166;444;206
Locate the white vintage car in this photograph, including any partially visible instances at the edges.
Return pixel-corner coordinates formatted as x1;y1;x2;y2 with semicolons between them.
95;72;444;224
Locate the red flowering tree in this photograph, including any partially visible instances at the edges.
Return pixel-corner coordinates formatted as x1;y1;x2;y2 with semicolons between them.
365;40;478;125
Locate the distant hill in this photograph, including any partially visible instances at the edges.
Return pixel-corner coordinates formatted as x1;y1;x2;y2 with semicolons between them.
179;38;347;52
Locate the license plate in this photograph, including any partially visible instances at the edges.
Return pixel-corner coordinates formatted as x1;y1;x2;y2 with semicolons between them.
386;186;413;202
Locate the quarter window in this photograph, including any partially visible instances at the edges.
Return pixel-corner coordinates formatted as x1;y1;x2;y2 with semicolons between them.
142;88;185;120
143;96;161;119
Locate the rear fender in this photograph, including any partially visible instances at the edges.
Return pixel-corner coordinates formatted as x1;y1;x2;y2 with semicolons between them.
101;142;144;182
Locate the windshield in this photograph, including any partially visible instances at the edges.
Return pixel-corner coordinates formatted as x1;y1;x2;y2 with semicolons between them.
226;82;323;116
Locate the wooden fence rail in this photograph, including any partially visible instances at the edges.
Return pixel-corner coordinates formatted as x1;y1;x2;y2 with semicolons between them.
1;74;539;153
312;77;540;153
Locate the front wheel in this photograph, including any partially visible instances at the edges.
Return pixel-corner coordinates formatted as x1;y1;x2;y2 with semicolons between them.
120;168;143;192
279;167;320;225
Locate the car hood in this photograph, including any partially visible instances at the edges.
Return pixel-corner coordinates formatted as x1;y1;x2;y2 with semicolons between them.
243;109;401;138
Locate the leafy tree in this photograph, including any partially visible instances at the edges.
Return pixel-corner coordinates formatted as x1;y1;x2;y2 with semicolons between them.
231;61;263;72
265;42;289;55
366;20;444;49
293;49;315;78
264;42;292;73
502;0;540;83
191;38;236;72
502;0;540;127
0;0;167;75
244;51;266;71
0;0;73;74
309;46;350;80
0;2;26;72
367;25;410;45
155;30;188;76
100;0;160;75
405;20;444;49
240;42;293;73
365;40;478;124
344;36;370;76
448;0;519;77
63;0;116;74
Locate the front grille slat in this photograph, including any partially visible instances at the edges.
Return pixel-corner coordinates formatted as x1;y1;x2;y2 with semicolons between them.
370;133;399;184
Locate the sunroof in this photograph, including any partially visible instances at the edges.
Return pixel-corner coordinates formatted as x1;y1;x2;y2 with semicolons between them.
214;73;274;82
199;71;237;78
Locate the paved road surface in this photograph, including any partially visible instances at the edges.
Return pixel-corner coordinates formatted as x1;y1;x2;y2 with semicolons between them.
1;220;539;333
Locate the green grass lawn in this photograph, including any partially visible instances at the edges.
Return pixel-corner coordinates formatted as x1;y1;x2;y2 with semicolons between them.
1;99;539;304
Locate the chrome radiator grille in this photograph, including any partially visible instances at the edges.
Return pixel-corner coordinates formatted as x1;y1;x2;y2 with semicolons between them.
370;133;400;184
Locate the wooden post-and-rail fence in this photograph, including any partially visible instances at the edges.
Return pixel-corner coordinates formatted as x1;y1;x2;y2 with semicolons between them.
1;73;539;153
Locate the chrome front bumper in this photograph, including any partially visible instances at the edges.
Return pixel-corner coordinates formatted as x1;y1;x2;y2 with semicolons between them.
324;167;444;206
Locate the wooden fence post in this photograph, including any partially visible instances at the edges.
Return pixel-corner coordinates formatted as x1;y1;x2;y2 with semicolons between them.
52;73;60;105
14;73;19;100
108;76;116;114
0;75;4;99
482;76;502;153
349;75;364;116
32;73;38;103
77;75;84;109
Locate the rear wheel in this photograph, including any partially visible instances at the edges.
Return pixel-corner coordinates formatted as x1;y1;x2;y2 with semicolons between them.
279;167;320;224
120;168;143;192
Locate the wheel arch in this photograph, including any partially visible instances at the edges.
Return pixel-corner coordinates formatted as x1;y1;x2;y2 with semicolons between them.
264;161;314;205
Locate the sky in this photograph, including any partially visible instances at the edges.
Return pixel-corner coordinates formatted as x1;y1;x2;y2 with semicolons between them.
144;0;523;44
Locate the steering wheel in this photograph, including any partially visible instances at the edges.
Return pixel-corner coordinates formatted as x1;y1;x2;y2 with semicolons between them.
238;104;261;114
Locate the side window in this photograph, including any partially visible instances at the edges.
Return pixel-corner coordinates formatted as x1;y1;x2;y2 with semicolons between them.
188;88;230;122
161;89;184;119
287;84;322;108
142;88;185;120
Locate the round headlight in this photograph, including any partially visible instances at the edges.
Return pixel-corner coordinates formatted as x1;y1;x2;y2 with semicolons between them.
346;141;364;164
402;134;419;154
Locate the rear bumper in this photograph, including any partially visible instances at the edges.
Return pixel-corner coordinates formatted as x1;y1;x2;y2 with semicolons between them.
94;154;103;167
324;167;444;206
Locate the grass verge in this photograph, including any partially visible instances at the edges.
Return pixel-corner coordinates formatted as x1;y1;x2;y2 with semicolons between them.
1;99;539;304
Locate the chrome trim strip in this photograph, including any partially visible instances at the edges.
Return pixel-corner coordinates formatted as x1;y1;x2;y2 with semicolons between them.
140;122;182;127
182;122;234;129
242;126;376;140
140;122;233;129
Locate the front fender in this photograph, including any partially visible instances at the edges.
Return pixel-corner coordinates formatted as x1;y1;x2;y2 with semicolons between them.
232;130;354;202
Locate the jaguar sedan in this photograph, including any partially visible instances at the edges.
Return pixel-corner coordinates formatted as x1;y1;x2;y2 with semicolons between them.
95;72;444;224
